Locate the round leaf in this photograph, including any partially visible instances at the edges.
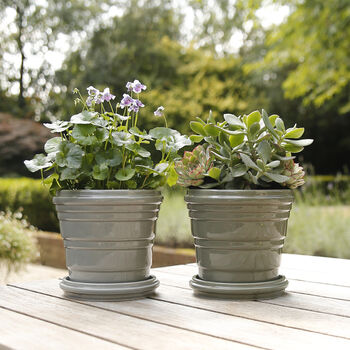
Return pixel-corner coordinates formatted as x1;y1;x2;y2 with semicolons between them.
44;137;61;154
115;167;136;181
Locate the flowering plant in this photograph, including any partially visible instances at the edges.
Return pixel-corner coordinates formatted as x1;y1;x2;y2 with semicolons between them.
175;110;313;189
25;80;191;194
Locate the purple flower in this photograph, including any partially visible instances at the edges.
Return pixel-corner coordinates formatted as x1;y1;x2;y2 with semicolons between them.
154;106;164;117
94;93;104;104
132;79;147;93
128;99;145;113
86;96;94;107
87;86;99;96
126;82;133;92
102;88;115;102
120;94;134;108
134;99;144;108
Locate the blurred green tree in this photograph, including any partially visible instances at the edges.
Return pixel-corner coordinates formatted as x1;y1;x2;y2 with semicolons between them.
50;0;266;133
261;0;350;114
0;0;118;116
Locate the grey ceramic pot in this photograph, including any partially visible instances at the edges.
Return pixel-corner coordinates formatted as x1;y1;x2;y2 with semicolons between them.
185;189;293;299
53;190;162;300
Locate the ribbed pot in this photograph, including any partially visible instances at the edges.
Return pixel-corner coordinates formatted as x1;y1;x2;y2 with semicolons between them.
53;190;162;284
185;189;293;283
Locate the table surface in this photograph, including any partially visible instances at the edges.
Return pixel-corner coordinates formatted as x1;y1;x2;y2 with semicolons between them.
1;253;350;350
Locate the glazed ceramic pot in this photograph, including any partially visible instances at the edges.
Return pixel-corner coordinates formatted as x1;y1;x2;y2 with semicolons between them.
185;189;293;299
53;190;162;300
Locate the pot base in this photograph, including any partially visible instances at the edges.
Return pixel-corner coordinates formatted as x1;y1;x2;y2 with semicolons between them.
190;275;288;300
60;275;160;301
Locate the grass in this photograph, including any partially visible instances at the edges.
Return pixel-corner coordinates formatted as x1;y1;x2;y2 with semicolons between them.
155;191;350;259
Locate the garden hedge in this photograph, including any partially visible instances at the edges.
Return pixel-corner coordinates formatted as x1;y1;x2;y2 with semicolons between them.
0;178;59;232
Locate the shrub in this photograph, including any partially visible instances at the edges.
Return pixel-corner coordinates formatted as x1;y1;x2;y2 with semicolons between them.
0;212;38;273
0;178;59;232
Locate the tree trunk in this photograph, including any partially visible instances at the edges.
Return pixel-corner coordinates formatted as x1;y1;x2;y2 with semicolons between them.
16;3;25;109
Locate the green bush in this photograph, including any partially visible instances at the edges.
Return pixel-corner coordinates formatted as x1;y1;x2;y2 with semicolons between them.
0;178;59;232
0;212;38;272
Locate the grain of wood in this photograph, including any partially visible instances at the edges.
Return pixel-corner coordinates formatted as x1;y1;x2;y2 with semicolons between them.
8;280;350;350
152;268;350;318
0;286;250;350
0;307;125;350
154;268;350;302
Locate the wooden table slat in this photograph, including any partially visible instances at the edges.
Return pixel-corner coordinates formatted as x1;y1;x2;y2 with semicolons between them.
6;280;350;350
0;286;252;350
0;307;125;350
1;253;350;350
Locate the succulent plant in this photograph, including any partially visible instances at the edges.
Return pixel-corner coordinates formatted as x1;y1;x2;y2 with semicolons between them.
282;160;305;189
175;145;213;187
179;109;313;190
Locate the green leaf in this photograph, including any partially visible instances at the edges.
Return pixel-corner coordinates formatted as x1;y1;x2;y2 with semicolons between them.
166;164;178;187
216;126;245;136
269;115;279;127
129;127;153;140
125;180;137;189
190;121;206;136
96;149;122;167
204;124;220;137
155;162;169;174
267;160;281;168
247;110;261;128
257;159;265;170
60;167;82;180
275;118;285;132
240;153;260;171
95;128;109;142
43;121;70;133
223;114;245;127
44;137;61;154
190;135;204;143
284;128;304;139
283;144;304;153
284;138;313;147
70;111;98;124
230;164;247;177
24;154;52;172
208;167;221;180
149;127;177;139
92;164;108;180
229;133;244;148
262;109;279;139
249;122;260;137
43;173;59;185
115;167;136;181
126;143;151;158
207;110;215;124
265;172;290;183
112;131;135;146
72;124;97;145
257;140;272;163
56;143;84;169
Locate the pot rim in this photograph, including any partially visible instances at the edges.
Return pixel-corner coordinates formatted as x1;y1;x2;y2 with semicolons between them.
187;188;293;195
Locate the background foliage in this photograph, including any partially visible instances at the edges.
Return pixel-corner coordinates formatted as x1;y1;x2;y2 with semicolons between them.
0;0;349;175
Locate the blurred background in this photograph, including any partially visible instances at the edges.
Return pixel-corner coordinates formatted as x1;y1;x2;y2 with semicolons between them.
0;0;349;276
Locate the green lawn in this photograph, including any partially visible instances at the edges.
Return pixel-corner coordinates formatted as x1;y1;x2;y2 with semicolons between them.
156;193;350;259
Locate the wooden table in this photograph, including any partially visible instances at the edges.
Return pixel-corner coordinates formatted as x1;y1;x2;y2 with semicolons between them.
1;253;350;350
